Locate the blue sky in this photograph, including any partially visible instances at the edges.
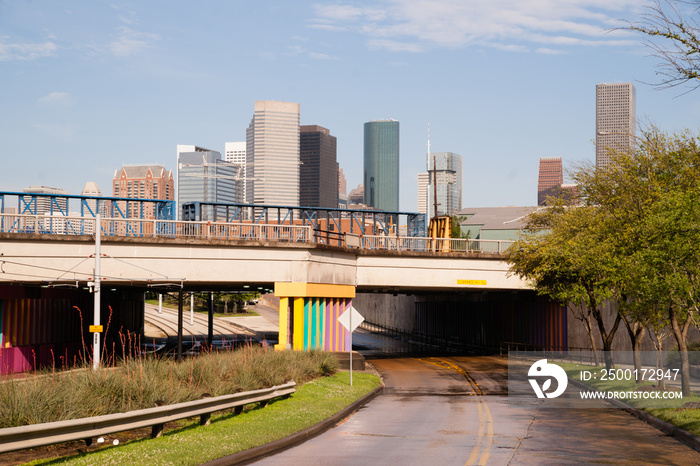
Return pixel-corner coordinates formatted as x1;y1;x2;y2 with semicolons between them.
2;0;699;211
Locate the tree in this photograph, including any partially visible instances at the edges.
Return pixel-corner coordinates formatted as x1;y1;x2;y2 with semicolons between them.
635;187;700;396
629;0;700;90
506;202;622;370
510;128;700;384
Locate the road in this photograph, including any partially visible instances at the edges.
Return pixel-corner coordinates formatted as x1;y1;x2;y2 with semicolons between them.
255;356;700;465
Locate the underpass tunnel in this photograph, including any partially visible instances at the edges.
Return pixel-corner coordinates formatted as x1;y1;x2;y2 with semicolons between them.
0;284;145;375
353;289;567;354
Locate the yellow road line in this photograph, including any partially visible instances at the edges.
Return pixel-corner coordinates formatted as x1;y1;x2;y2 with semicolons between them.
414;357;493;466
478;402;494;466
465;400;484;465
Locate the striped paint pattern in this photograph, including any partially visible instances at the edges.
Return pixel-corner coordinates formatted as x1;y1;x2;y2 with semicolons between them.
293;297;351;352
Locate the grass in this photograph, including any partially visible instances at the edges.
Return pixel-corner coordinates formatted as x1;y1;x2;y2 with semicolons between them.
0;347;338;428
559;362;700;437
27;371;381;465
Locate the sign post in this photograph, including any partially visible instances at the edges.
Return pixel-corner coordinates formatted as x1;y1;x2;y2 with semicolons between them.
337;306;364;386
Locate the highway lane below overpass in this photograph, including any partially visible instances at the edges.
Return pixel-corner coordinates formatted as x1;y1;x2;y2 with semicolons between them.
254;356;700;465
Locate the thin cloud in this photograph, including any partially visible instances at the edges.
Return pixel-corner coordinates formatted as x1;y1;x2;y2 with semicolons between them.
0;40;57;61
110;26;160;57
38;92;73;106
536;47;566;55
311;0;646;52
367;39;423;52
309;52;339;60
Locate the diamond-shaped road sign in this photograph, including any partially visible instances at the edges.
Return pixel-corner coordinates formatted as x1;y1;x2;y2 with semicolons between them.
338;306;364;333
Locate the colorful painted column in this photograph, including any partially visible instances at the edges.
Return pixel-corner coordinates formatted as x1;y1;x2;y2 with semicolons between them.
274;283;355;352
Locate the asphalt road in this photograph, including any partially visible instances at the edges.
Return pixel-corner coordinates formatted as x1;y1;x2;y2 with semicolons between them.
255;356;700;465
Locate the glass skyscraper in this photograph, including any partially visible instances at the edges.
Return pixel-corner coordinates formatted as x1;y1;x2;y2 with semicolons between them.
363;119;399;212
176;146;238;221
426;152;462;218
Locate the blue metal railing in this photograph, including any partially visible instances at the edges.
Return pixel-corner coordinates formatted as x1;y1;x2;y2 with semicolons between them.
181;201;426;238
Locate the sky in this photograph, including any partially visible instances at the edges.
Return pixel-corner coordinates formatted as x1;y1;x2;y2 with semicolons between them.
2;0;700;212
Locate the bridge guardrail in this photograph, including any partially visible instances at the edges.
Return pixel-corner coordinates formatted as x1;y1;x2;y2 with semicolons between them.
0;213;513;254
0;381;296;454
362;235;514;254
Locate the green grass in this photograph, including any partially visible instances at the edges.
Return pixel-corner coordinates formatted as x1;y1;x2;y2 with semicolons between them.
559;362;700;437
28;371;381;465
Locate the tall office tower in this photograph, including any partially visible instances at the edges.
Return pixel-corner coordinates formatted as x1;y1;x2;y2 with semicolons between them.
537;157;564;206
113;165;174;219
338;167;347;209
299;125;338;208
21;186;69;214
225;141;246;203
246;101;301;215
364;119;399;211
595;83;636;169
426;152;463;218
417;172;428;215
176;147;238;221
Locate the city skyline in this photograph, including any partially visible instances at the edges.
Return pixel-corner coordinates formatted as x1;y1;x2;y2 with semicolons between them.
2;1;699;211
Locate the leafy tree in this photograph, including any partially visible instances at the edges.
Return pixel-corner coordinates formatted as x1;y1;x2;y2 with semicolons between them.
635;187;700;395
506;203;622;370
450;215;468;239
509;128;700;386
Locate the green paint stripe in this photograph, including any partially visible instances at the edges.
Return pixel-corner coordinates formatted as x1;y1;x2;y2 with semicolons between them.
310;298;317;350
319;298;325;350
303;299;310;350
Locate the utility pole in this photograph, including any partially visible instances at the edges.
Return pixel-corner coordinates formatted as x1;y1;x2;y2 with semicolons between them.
92;213;101;371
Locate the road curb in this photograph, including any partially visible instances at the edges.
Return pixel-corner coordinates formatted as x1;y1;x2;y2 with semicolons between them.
203;382;385;465
568;377;700;452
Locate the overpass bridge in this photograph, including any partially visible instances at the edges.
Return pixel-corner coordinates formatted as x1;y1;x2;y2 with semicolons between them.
0;193;566;375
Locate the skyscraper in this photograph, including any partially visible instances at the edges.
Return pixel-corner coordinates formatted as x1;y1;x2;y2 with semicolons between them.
176;146;237;220
364;119;399;211
246;101;301;212
338;167;348;209
299;125;338;208
417;172;428;215
595;83;636;169
426;152;462;218
537;157;563;206
225;141;246;203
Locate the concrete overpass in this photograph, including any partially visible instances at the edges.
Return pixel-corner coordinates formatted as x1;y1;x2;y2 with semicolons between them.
0;233;526;293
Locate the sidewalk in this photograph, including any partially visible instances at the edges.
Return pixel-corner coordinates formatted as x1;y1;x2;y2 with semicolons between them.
217;315;279;342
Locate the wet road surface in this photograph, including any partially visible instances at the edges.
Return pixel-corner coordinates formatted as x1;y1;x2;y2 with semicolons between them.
254;356;700;465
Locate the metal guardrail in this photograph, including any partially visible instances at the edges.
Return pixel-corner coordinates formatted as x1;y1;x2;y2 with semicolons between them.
362;235;514;254
0;213;514;254
0;381;296;454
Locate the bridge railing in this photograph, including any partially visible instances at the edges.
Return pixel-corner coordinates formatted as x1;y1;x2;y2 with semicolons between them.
0;213;512;254
362;235;514;254
0;214;314;243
